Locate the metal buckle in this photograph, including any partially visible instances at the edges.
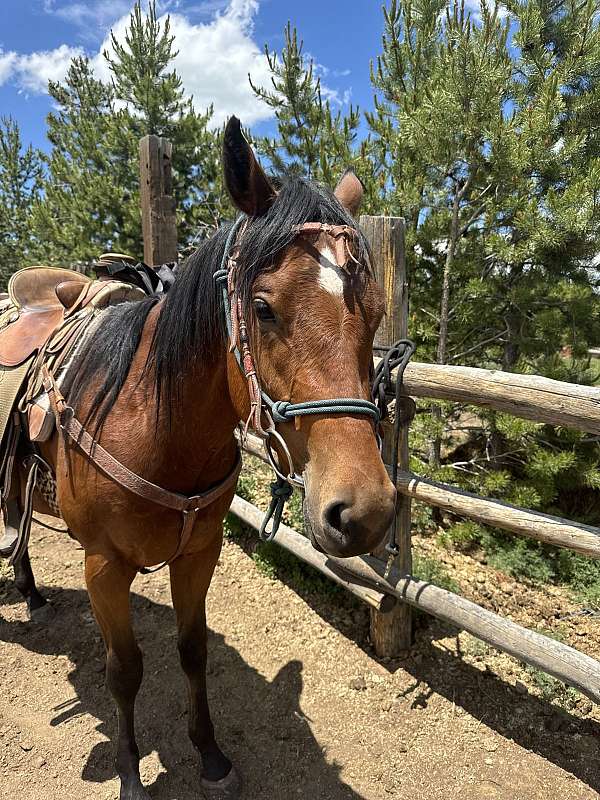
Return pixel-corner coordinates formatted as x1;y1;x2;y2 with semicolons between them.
264;427;304;489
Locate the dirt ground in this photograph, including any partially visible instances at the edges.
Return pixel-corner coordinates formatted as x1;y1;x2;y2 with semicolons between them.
1;519;599;800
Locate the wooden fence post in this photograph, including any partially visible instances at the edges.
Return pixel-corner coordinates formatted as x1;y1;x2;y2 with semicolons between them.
139;135;178;265
360;215;413;656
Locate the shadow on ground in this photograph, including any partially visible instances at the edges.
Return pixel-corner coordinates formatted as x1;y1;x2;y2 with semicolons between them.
400;619;599;792
0;579;365;800
1;552;599;798
256;560;600;794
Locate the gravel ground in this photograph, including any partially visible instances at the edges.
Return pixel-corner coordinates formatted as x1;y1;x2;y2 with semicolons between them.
0;518;598;800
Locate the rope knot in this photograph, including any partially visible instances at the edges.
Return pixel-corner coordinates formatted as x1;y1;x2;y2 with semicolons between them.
259;476;293;541
270;480;293;501
271;400;291;423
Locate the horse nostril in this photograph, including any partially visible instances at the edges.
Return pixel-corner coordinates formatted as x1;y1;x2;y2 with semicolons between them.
323;500;347;533
316;490;395;557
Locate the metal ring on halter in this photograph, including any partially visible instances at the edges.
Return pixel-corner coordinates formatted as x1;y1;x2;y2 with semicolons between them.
264;428;305;489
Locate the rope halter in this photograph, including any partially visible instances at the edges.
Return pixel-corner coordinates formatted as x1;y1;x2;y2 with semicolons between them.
214;215;405;541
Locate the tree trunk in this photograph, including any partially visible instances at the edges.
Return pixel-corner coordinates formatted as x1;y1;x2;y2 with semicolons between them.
429;185;462;469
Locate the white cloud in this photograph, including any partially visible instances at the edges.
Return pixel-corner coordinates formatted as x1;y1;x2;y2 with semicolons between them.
44;0;134;31
303;56;352;108
94;0;274;126
44;0;234;37
176;1;232;15
4;1;270;125
0;50;17;86
0;44;83;93
166;2;274;125
2;0;350;127
15;45;84;93
463;0;509;22
321;85;352;107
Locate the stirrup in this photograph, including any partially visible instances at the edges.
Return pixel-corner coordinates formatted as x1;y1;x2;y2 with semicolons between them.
0;499;22;559
0;458;40;564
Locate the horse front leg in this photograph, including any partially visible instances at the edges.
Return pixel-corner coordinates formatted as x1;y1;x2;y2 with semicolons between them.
13;545;50;619
85;553;150;800
169;534;242;799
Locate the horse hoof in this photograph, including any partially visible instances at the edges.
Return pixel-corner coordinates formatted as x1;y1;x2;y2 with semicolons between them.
28;602;55;623
201;766;242;799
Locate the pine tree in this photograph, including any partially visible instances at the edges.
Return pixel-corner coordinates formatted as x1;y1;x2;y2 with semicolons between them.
250;23;382;209
31;56;139;265
32;2;228;267
371;0;600;375
371;0;600;535
0;117;43;286
105;1;184;134
370;0;514;465
105;0;229;242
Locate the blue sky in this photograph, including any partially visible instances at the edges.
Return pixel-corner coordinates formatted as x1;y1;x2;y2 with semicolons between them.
0;0;385;152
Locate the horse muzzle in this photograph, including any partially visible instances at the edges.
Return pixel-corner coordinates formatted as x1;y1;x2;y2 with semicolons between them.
303;481;396;558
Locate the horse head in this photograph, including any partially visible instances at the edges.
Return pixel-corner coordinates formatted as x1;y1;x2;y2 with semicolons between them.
222;116;396;558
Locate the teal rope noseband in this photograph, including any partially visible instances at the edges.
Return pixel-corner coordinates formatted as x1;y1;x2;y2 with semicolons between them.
214;215;382;541
270;398;379;424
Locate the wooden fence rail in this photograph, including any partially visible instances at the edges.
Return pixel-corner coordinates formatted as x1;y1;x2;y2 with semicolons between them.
396;471;600;559
237;433;600;703
242;432;600;560
400;361;600;435
230;495;600;704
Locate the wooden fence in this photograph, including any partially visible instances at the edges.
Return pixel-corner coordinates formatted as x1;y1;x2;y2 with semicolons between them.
140;137;600;704
231;215;600;705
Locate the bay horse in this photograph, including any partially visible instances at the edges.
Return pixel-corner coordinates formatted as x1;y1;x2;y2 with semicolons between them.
11;116;396;799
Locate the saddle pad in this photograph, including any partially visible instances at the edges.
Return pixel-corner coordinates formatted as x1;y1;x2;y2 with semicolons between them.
0;357;34;451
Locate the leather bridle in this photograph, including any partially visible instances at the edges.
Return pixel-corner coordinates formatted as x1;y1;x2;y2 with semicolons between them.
213;214;385;538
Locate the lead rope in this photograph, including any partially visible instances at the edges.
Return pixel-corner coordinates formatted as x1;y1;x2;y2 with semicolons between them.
372;339;417;556
258;477;293;540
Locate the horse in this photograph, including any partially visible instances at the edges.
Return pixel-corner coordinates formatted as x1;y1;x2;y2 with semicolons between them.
9;116;396;800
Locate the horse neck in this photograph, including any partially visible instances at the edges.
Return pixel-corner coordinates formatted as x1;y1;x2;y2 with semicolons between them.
124;303;240;492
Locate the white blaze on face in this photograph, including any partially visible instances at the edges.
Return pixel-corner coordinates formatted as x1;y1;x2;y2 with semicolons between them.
318;246;345;296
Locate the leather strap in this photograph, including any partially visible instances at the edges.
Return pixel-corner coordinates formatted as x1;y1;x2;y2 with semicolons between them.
0;413;21;500
64;282;108;318
292;222;360;268
43;368;242;571
8;457;40;566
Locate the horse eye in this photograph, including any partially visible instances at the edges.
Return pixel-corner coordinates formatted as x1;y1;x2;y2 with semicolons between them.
253;298;276;323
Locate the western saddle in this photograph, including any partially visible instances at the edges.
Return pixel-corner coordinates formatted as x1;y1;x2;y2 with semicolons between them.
0;257;167;562
0;267;90;367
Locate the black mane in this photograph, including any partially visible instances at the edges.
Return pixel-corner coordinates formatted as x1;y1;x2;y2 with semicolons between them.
66;177;371;432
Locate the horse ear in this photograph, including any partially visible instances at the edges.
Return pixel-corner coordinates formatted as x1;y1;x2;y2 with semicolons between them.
223;116;275;216
334;170;364;217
